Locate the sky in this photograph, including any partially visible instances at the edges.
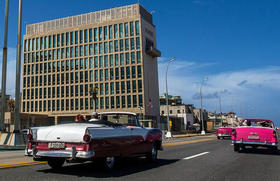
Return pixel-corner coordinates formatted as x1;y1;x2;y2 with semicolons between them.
0;0;279;123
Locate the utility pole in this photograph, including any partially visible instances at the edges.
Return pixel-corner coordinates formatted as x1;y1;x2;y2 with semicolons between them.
1;0;10;132
14;0;23;132
165;57;176;138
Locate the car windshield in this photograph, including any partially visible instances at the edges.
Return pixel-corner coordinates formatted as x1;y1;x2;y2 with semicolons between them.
87;113;139;127
100;114;138;126
241;120;273;128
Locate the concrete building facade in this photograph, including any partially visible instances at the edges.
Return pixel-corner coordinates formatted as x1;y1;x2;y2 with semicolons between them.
21;4;161;123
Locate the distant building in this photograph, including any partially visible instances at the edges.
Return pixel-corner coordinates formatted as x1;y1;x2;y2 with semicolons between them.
160;104;195;130
159;94;182;106
21;4;161;125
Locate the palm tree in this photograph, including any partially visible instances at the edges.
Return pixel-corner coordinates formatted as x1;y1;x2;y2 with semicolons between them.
89;86;99;112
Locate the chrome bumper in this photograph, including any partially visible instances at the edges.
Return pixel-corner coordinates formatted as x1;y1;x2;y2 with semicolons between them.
232;140;279;146
217;134;231;137
25;148;95;159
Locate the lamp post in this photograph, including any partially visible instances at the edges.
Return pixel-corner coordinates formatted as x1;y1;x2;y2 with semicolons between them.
200;77;208;135
165;57;176;138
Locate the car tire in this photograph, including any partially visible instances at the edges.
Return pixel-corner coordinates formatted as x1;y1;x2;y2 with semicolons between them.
217;136;220;140
271;146;278;152
234;144;240;152
47;158;65;169
146;144;158;162
103;156;115;170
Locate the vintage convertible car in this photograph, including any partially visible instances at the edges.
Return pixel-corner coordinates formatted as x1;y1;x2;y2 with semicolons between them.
25;112;163;169
216;127;233;139
232;119;278;152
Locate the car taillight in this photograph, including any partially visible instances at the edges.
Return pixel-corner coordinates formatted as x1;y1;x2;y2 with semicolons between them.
27;133;33;141
232;129;236;136
83;134;91;143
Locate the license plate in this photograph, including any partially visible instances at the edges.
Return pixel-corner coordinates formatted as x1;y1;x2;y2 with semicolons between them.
248;136;259;140
48;142;65;149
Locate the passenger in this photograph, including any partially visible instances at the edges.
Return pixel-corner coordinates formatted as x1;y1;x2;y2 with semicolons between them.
75;114;86;122
89;112;99;122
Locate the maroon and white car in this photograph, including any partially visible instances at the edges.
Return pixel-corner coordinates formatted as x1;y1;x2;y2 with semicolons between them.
232;119;279;152
25;112;163;169
216;127;233;139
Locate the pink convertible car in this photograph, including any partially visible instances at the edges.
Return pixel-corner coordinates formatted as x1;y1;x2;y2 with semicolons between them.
232;119;278;152
216;127;233;139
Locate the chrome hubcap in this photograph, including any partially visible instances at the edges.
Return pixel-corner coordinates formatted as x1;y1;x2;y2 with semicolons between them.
105;157;115;168
152;147;157;159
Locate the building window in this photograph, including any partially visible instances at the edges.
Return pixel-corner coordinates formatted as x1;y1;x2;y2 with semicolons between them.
115;54;119;66
111;97;115;109
110;83;114;94
100;83;104;95
139;95;143;107
130;22;134;36
121;81;125;93
137;66;142;78
125;52;130;64
70;32;74;45
135;21;139;35
100;97;104;109
127;95;131;108
116;96;120;108
84;29;88;43
132;80;136;93
125;39;129;51
116;82;119;94
114;40;118;52
126;81;131;93
136;37;140;49
130;38;135;50
138;80;142;92
109;55;113;66
99;27;103;41
109;25;113;39
75;31;78;44
104;26;108;40
126;67;130;79
125;23;129;37
133;95;137;108
121;96;126;108
105;97;109;109
114;24;118;39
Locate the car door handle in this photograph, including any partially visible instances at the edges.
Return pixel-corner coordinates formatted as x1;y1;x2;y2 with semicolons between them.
130;128;134;130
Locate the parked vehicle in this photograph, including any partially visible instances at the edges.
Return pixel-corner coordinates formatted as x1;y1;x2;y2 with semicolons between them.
232;119;278;152
25;112;163;170
216;127;233;139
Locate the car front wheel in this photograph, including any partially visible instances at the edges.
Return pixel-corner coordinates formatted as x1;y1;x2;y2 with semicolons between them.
146;145;158;162
234;144;240;152
47;158;65;169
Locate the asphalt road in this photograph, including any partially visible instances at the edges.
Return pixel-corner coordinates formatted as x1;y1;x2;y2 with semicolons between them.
1;136;280;181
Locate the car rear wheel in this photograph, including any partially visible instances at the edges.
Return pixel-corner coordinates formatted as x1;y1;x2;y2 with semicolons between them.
234;144;240;152
47;158;65;169
217;136;220;140
146;145;158;162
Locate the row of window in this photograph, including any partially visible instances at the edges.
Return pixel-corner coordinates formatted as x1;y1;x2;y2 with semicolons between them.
22;80;143;100
24;38;141;62
22;94;143;112
23;51;142;74
24;21;140;52
23;66;142;87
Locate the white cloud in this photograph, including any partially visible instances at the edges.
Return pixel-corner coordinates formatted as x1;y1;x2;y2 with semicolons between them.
158;58;280;121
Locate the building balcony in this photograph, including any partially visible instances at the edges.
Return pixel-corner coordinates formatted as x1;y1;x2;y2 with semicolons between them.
146;46;161;58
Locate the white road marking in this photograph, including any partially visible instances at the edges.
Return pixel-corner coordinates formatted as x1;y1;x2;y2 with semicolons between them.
183;152;209;160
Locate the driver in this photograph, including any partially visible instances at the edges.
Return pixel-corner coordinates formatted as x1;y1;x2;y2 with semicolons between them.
89;112;99;122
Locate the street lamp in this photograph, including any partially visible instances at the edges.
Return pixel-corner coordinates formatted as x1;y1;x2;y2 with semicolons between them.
200;77;208;135
165;57;176;138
